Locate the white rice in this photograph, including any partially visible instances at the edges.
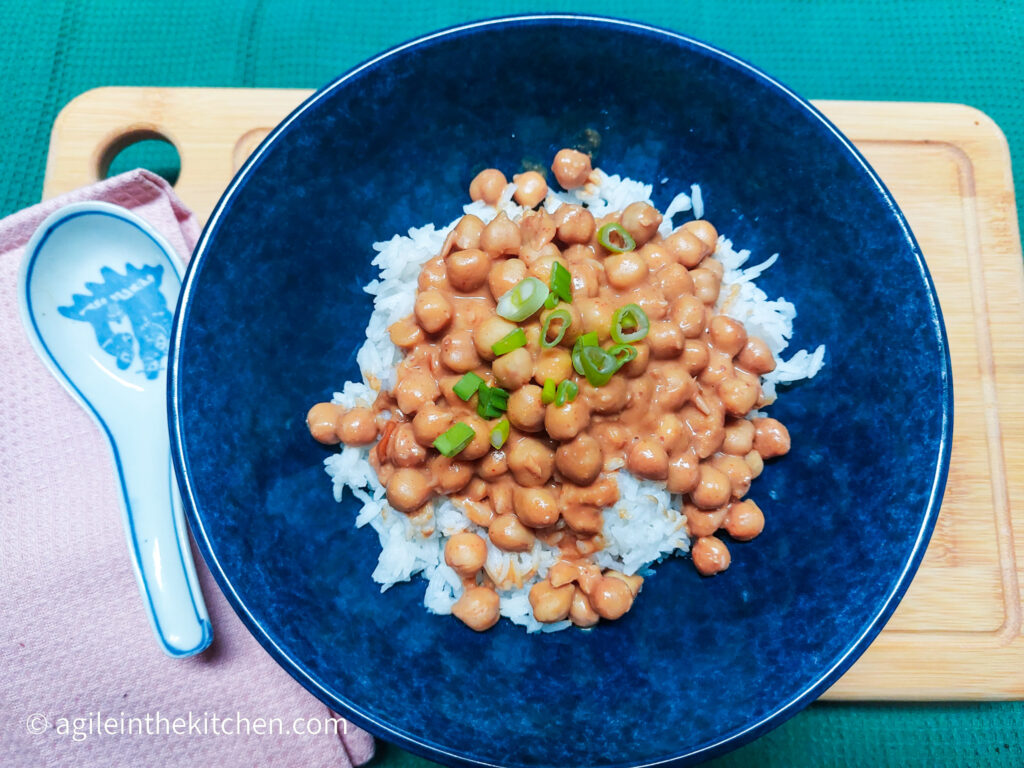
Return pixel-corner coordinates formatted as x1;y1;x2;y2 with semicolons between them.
324;171;825;632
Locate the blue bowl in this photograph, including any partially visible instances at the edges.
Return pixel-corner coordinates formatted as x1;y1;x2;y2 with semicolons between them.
170;15;951;767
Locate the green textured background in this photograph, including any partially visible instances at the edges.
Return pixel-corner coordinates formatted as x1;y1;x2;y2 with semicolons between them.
2;1;1021;766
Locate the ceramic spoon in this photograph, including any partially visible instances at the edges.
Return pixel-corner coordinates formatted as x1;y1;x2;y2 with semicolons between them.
18;201;212;657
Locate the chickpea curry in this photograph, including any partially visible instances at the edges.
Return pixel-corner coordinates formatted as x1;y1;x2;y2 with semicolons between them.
308;148;792;632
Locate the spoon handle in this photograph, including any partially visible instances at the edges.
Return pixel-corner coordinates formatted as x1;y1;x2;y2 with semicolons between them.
111;427;212;657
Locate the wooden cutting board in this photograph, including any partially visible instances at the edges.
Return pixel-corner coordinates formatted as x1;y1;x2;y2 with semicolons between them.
42;87;1024;700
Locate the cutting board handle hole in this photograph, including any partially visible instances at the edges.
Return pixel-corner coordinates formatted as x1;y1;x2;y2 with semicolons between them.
99;129;181;186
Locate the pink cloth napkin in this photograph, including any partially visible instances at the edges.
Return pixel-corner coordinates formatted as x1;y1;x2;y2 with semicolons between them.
0;171;375;767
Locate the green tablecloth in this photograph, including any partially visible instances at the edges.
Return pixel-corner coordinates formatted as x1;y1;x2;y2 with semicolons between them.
3;1;1021;765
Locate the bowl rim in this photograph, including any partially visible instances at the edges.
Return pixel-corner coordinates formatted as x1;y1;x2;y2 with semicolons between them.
168;13;953;768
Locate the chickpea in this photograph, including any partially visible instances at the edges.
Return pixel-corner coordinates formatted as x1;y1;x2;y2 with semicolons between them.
437;332;479;374
682;339;710;375
507;384;546;432
718;376;761;417
722;418;756;455
620;202;663;247
684;502;728;538
745;449;765;478
394;372;440;415
474;316;518;360
691;424;726;459
492;347;534;390
690;268;721;305
655;414;689;454
670;296;705;339
533;347;573;385
562;503;603;535
507;437;555;486
430;455;475;494
711;453;753;498
452;586;501;631
701;256;725;279
639;242;675;273
647;321;685;359
418;254;449;292
544;400;591;441
725;500;765;541
700;348;735;387
620;341;650;377
488;258;527;301
388;423;427;467
604;252;649;290
414;289;453;334
664;229;708;268
446;248;490;292
529;580;574;622
570;587;600;627
708;316;747;357
519;241;560;267
624;283;668;321
692;535;731;576
591;422;631;453
582;376;629;415
452;214;485;251
410;404;451;446
489;512;535;552
626;439;669;480
652;362;696;411
551;148;592;189
605;570;644;596
386;468;433;513
469;168;507;206
480;211;522;257
569;261;601;298
621;377;652;422
555;433;603;485
563;243;598;263
655;263;695;300
438;374;464;407
691;464;732;509
513;171;548;208
590;576;635;620
307;402;342;444
737;336;777;374
518;207;556;249
667;449;701;493
464;478;488;501
458;415;492;461
553;203;595;244
476;449;508;480
683;219;719;248
337;407;377;446
513;486;560;527
548;560;578;587
528;254;568;284
753;417;791;458
388;317;424;349
577;298;615;340
444;532;488;578
489;481;514;516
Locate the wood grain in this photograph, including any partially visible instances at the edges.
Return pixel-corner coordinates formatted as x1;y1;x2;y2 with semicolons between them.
42;87;1024;699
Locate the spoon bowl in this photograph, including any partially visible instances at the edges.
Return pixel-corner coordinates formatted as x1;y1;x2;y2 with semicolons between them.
19;201;211;658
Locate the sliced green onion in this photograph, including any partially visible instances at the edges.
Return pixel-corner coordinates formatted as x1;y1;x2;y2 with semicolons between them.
541;308;572;348
597;222;636;253
544;292;559;310
542;377;556;404
433;422;475;457
496;277;549;322
491;328;527;356
476;384;509;419
549;261;573;303
489;418;511;449
571;331;599;376
453;372;484;401
608;343;638;370
554;379;579;406
578;345;618;387
611;303;650;344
